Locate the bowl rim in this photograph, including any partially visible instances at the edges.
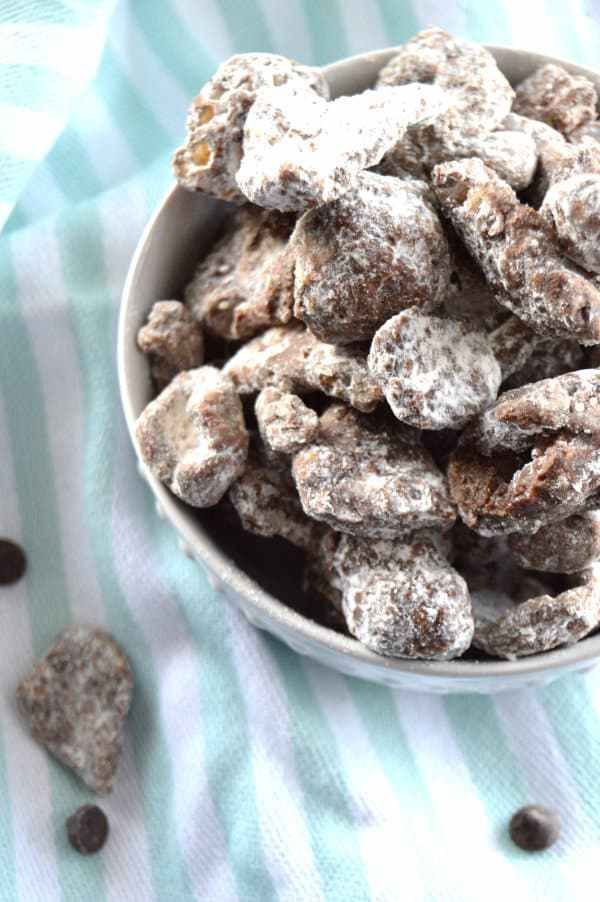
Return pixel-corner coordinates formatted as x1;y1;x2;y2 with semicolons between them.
118;43;600;683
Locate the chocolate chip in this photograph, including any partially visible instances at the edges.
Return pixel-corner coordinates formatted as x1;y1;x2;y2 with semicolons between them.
509;805;560;851
67;805;109;855
0;540;26;585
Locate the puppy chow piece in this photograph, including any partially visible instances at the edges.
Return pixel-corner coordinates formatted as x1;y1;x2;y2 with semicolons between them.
488;316;544;380
502;337;585;390
541;172;600;274
293;172;450;343
137;301;204;391
136;367;248;507
224;324;382;412
368;308;501;430
508;513;600;573
185;206;296;340
255;388;318;455
381;127;537;190
377;28;513;138
236;81;448;211
17;626;133;793
292;404;456;538
449;371;600;535
173;53;329;202
444;240;507;330
472;565;600;659
570;119;600;145
333;534;473;659
432;158;600;343
513;63;598;136
228;450;323;551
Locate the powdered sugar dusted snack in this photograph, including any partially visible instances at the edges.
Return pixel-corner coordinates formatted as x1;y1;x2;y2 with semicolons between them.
17;626;133;793
377;28;513;139
488;316;544;380
292;404;456;538
255;388;318;454
514;64;598;137
224;324;382;412
228;449;321;549
185;206;295;340
173;53;329;203
333;534;473;659
136;367;248;507
137;301;204;391
368;308;501;429
503;337;585;390
236;82;447;211
293;172;450;343
508;513;600;573
449;371;600;535
432;158;600;342
138;36;600;664
472;566;600;659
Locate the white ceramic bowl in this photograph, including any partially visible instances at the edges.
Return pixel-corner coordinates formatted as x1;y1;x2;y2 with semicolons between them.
119;45;600;693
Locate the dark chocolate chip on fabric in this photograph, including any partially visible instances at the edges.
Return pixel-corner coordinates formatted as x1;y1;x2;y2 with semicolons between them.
67;805;109;855
509;805;560;851
0;540;26;585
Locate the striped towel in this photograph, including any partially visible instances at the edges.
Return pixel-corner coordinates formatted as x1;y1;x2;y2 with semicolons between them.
2;1;600;899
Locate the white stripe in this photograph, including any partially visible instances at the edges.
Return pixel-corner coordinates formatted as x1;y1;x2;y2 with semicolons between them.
336;0;388;57
255;0;315;65
0;23;108;81
0;104;63;159
305;665;426;902
225;604;326;902
499;0;570;59
108;0;191;141
0;200;13;230
110;426;238;901
0;394;61;902
170;0;236;62
393;693;526;902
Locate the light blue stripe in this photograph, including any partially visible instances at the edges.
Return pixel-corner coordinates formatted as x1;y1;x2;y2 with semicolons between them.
375;0;420;45
142;488;278;900
55;203;196;902
45;125;104;201
299;0;350;65
131;0;218;96
207;0;274;54
0;240;108;900
0;0;77;25
267;641;372;902
461;2;512;46
541;677;600;829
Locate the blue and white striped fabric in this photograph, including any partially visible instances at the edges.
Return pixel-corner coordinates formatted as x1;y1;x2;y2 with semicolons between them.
2;1;600;899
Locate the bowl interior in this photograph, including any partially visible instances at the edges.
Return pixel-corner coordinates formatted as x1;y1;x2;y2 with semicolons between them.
119;45;600;687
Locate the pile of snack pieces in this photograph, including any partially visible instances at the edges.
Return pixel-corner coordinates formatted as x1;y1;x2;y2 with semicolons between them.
137;28;600;663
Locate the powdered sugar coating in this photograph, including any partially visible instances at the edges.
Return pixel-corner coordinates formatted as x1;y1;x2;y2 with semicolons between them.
488;316;544;380
17;626;133;794
228;451;321;549
185;206;295;340
472;565;600;659
173;53;329;203
293;171;450;343
381;128;537;190
224;324;382;412
292;404;456;538
368;309;501;430
570;120;600;145
514;64;598;137
443;240;507;330
508;512;600;573
377;28;513;138
333;534;473;659
136;367;248;507
541;173;600;274
255;388;318;454
432;158;600;343
137;301;204;391
503;337;585;390
236;82;448;211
